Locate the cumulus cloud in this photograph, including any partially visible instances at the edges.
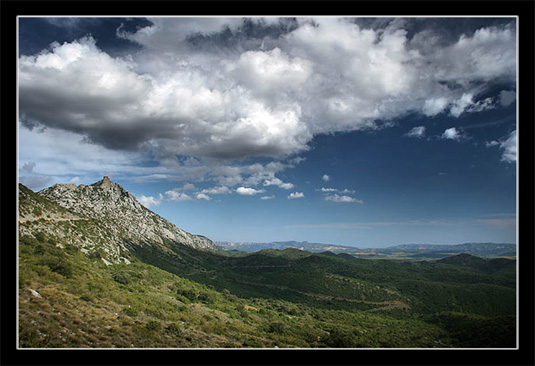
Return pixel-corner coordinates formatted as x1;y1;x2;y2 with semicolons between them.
288;192;304;199
200;185;231;195
165;190;193;201
236;187;265;195
322;174;330;182
226;47;313;98
137;193;163;208
489;130;517;163
196;193;211;201
319;187;337;192
449;93;475;117
449;93;496;117
18;17;517;184
324;194;363;203
422;98;449;117
441;127;464;141
263;177;294;190
405;126;426;138
318;187;356;194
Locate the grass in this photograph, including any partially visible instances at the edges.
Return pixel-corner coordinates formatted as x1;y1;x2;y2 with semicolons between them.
19;233;474;349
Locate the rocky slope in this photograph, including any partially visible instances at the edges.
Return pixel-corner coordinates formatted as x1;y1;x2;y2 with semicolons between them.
18;177;215;263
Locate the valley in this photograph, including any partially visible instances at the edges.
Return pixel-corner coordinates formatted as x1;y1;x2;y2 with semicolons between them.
17;178;517;349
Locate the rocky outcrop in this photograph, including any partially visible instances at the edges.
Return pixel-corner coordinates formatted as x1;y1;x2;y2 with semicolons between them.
19;177;215;263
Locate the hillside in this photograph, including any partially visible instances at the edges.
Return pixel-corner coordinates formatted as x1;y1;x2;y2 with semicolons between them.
17;179;517;349
216;240;516;260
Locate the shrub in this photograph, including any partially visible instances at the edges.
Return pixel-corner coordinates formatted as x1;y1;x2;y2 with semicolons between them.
34;232;46;243
145;320;162;331
34;245;45;255
80;294;95;302
112;272;130;285
198;291;216;304
323;328;357;348
123;307;139;317
39;255;73;278
268;321;285;334
177;288;198;301
243;337;263;348
88;251;102;260
167;323;182;336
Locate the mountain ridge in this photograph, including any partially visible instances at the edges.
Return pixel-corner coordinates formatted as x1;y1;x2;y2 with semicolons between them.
216;240;516;257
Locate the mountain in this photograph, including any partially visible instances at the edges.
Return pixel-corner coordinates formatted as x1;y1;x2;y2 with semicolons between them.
216;240;356;253
216;240;516;258
19;177;214;264
437;253;517;274
390;243;516;256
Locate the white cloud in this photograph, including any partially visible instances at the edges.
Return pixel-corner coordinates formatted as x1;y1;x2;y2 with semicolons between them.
500;130;517;163
324;194;363;203
19;18;517;183
236;187;265;195
422;98;449;116
226;47;313;97
449;93;496;118
263;177;294;190
405;126;426;138
181;183;197;191
260;195;275;200
441;127;463;141
288;192;304;199
320;187;338;192
196;193;211;201
467;97;495;113
137;193;163;208
445;25;516;82
485;130;516;163
200;185;231;195
322;174;330;182
449;93;474;117
165;190;193;201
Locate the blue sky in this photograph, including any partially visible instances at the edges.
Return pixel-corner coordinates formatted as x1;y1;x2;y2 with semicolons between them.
18;17;517;247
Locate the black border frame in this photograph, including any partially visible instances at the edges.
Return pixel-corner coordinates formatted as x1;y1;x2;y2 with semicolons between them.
2;1;534;365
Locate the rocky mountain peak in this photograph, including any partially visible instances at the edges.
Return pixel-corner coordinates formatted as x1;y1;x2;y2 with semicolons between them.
99;176;113;190
29;177;215;262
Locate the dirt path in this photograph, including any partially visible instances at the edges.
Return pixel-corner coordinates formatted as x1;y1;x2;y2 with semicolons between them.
233;279;411;311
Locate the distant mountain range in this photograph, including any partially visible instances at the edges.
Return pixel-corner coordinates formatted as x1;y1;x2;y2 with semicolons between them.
216;240;516;258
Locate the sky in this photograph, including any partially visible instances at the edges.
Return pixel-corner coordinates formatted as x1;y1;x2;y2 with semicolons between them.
17;16;517;247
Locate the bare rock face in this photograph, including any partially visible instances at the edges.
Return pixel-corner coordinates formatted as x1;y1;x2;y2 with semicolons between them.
20;177;215;263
